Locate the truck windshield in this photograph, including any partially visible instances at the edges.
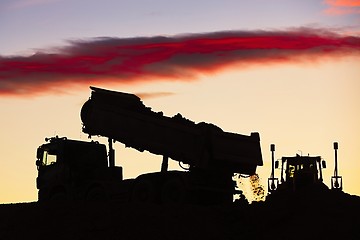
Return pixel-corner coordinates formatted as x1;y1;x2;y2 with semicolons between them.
43;151;57;166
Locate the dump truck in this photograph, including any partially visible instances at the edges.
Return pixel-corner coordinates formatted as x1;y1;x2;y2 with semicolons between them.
36;86;263;204
267;142;343;195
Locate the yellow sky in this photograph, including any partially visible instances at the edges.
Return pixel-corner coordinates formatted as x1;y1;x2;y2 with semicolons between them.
0;55;359;203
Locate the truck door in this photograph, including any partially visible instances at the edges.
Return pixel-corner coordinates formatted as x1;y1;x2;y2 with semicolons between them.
36;146;65;194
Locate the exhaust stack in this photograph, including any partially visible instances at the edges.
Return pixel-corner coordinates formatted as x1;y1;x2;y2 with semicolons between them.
331;142;343;191
268;144;278;192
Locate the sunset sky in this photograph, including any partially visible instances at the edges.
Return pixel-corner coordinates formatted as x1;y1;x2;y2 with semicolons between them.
1;0;360;203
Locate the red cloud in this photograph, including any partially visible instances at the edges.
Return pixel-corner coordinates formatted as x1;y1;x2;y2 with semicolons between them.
1;28;360;96
324;0;360;15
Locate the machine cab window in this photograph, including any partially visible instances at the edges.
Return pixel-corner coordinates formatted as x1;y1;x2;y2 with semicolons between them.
37;148;57;166
43;151;57;166
287;164;295;179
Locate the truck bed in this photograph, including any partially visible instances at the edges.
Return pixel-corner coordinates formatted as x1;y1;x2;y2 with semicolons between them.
81;87;262;174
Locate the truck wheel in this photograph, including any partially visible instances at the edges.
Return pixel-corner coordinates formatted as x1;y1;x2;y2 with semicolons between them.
131;180;155;203
50;190;67;202
86;186;108;201
161;178;187;204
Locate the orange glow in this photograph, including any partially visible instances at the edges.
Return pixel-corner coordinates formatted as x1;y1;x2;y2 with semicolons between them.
325;0;360;7
324;0;360;15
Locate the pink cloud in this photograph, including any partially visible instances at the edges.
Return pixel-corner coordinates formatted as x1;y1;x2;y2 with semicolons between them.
1;28;359;97
324;0;360;15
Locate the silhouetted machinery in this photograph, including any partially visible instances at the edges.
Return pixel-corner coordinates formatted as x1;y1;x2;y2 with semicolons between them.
267;142;343;194
36;87;263;203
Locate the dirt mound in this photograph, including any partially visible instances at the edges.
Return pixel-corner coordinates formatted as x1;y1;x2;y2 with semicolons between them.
1;191;359;240
230;190;360;239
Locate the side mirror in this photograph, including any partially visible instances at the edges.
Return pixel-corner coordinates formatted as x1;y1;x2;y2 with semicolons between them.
36;160;42;167
36;148;43;160
275;160;279;169
322;160;326;169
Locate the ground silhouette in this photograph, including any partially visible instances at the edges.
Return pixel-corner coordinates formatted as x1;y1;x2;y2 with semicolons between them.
1;189;359;240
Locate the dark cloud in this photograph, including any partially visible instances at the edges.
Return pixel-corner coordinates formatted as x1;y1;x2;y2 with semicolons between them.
1;28;359;96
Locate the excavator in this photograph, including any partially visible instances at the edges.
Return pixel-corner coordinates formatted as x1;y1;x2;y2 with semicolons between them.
36;87;263;204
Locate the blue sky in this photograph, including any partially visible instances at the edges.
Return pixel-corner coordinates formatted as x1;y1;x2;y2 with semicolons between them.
1;0;358;56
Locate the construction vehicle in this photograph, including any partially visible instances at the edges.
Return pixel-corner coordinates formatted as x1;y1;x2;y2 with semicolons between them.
267;142;343;194
36;86;263;204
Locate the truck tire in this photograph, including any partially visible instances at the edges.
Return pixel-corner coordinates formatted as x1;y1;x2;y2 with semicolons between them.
86;186;108;201
49;190;67;201
131;179;155;203
161;178;187;204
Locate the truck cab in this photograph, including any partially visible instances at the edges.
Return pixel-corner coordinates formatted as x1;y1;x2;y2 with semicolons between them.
36;136;122;201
